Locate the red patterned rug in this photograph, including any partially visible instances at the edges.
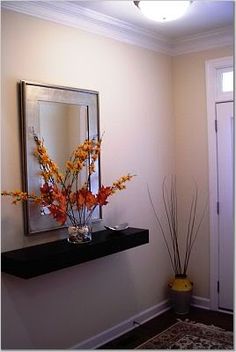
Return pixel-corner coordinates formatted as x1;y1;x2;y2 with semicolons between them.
137;319;233;350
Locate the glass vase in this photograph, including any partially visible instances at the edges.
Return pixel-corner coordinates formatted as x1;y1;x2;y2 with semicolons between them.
67;224;92;244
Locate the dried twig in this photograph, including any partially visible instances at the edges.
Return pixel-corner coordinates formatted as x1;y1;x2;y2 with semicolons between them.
148;176;207;276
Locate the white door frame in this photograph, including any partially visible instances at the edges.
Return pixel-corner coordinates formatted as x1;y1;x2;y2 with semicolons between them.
205;56;233;311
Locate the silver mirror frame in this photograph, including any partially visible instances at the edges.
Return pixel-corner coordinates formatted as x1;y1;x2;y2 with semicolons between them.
19;80;101;235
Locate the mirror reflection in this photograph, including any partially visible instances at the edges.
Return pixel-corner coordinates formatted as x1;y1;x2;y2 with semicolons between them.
38;101;89;217
38;101;88;174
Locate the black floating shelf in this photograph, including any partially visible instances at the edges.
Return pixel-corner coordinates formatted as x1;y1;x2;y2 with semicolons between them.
1;227;149;279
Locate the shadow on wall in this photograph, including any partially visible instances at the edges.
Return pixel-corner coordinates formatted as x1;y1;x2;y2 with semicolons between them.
2;249;145;349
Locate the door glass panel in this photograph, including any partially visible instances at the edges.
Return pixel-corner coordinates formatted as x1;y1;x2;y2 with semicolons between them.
222;71;233;92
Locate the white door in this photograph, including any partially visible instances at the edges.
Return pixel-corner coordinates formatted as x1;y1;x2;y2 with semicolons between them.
216;101;234;311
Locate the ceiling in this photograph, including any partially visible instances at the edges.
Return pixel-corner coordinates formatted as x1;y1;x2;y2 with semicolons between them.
74;0;234;39
2;0;234;55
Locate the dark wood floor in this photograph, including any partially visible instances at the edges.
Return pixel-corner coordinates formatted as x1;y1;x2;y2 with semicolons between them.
98;306;233;349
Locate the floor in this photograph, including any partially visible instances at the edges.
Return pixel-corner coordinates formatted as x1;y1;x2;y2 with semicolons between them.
98;306;233;349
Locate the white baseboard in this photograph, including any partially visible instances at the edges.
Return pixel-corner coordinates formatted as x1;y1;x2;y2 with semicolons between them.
218;309;234;315
191;295;210;310
71;299;170;349
71;295;210;349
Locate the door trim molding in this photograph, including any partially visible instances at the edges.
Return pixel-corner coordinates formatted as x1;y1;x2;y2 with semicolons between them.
205;56;233;311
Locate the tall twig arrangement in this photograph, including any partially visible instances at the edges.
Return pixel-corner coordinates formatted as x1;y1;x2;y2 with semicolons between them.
148;175;207;276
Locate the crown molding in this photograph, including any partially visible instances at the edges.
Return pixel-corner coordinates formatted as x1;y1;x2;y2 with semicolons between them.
171;25;234;56
1;1;172;54
1;1;233;56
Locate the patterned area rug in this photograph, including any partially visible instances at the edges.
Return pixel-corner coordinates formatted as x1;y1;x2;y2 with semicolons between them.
137;319;233;350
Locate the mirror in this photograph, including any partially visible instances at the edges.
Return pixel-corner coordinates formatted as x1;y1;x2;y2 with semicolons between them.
20;81;101;235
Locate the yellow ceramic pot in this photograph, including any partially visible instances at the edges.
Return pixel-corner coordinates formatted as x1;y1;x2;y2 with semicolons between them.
169;275;193;314
169;276;193;292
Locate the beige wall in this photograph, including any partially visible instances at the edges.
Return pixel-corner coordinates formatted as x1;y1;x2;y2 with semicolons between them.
1;10;174;349
172;46;233;298
1;8;233;349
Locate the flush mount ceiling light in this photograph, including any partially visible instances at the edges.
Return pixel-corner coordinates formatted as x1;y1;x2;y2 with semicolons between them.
134;1;192;22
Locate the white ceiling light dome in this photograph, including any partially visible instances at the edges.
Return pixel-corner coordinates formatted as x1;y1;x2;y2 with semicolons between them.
134;1;192;22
